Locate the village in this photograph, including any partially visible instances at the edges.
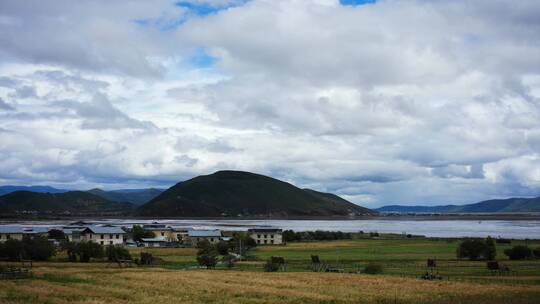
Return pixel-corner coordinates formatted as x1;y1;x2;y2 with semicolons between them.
0;222;283;248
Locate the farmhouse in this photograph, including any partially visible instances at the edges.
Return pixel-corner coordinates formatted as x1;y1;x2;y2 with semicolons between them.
186;229;222;246
248;228;283;245
0;226;49;242
64;225;126;245
142;223;188;243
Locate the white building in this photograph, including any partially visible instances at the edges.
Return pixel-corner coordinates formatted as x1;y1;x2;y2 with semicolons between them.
65;225;126;246
248;228;283;245
186;229;222;246
0;226;49;242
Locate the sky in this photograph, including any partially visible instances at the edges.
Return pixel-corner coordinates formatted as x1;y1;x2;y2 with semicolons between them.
0;0;539;208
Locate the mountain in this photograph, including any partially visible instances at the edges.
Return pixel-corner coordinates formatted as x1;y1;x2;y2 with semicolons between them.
376;197;540;213
87;188;164;205
0;185;68;196
138;170;374;217
0;191;135;216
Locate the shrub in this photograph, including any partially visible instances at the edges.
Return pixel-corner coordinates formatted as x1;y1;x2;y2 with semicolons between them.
369;232;379;237
106;245;131;262
217;241;229;255
48;229;66;240
140;252;154;265
533;247;540;259
222;254;235;268
364;262;383;274
0;239;25;260
23;236;56;261
504;245;532;260
263;260;280;272
457;239;487;260
0;237;56;261
78;241;104;262
196;240;218;268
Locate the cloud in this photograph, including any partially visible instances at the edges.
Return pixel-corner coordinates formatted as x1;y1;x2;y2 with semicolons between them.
0;0;539;205
0;97;15;110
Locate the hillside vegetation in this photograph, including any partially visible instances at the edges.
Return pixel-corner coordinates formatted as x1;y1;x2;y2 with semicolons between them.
138;170;374;217
0;191;134;216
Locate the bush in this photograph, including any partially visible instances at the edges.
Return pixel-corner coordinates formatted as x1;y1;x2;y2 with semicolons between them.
533;247;540;259
457;239;487;260
78;241;104;262
369;232;379;237
106;245;131;262
140;252;154;265
0;237;56;261
196;240;218;269
364;262;383;274
61;241;103;262
263;260;280;272
222;254;235;268
24;236;56;261
504;245;532;260
217;241;229;255
0;239;25;260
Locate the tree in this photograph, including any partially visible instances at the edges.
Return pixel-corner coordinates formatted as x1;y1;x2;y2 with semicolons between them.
484;236;497;260
78;241;104;262
504;245;532;260
106;245;132;262
0;239;25;260
533;247;540;259
282;230;297;242
23;236;56;261
131;225;155;242
245;237;257;248
457;239;487;260
217;241;229;255
48;229;66;241
196;240;218;269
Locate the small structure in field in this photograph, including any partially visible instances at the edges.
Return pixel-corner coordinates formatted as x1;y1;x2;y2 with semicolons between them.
487;261;511;275
140;237;169;247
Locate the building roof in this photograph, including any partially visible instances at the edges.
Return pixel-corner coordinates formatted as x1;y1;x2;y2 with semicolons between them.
82;225;126;234
188;229;222;237
0;225;50;234
248;228;283;233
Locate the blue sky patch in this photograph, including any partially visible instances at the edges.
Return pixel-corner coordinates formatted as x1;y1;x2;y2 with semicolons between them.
189;48;217;68
340;0;377;6
176;1;249;16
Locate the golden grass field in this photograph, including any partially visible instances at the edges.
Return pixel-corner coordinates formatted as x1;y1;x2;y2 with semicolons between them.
2;264;540;304
2;238;540;303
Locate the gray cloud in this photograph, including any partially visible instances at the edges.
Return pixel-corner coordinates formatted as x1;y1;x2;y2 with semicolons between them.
0;0;539;206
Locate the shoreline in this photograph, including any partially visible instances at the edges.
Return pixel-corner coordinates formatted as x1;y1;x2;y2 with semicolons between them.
2;213;540;223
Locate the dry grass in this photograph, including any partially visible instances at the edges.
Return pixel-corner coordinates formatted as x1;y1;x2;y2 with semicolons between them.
1;266;539;304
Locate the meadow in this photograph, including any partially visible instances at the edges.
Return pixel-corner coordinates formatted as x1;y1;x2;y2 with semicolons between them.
2;236;540;303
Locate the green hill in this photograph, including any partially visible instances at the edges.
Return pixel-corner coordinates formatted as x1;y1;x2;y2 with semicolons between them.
137;170;374;217
0;191;134;216
87;188;163;205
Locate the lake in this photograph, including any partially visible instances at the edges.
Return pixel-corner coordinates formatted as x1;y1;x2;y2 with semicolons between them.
3;218;540;239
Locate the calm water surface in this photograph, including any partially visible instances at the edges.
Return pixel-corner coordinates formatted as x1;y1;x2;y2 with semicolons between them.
3;219;539;239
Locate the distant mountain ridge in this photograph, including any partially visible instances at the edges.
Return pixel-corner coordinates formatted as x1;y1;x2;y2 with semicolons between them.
0;185;68;196
0;191;134;216
138;170;374;217
376;197;540;213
